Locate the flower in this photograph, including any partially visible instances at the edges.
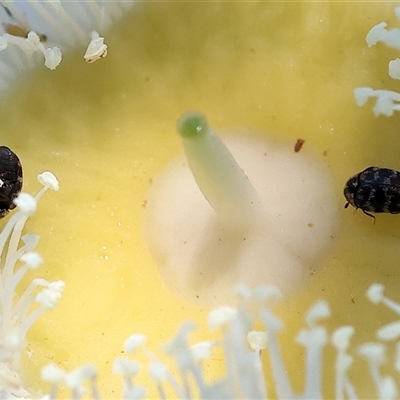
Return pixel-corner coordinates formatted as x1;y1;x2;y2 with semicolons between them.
354;7;400;116
34;283;400;399
0;1;133;93
0;171;63;398
143;111;339;305
0;2;398;399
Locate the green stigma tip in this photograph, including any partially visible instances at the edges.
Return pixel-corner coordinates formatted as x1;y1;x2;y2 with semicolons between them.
177;111;209;138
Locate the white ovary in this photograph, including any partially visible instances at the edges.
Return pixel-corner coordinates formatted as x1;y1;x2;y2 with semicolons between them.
144;135;339;306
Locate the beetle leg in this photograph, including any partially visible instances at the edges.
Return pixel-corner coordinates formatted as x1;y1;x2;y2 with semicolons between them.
362;209;376;224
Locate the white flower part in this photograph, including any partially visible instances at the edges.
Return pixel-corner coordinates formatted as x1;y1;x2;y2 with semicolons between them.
234;284;252;301
149;361;168;382
112;357;140;376
247;330;267;351
44;47;62;70
366;284;385;304
36;281;65;309
254;285;283;302
32;278;49;288
0;36;7;51
331;326;355;350
207;306;238;330
21;233;40;248
124;334;146;353
26;31;40;51
353;88;400;116
190;341;215;360
296;327;328;347
4;331;22;351
375;91;400;116
65;364;97;389
365;18;400;49
358;343;386;364
261;309;284;332
48;280;66;293
13;192;37;215
41;363;66;383
389;58;400;79
304;299;330;327
84;31;107;63
366;22;389;47
377;321;400;341
354;87;375;107
4;30;53;67
336;352;353;372
38;171;59;191
20;251;43;269
123;386;146;400
380;376;398;399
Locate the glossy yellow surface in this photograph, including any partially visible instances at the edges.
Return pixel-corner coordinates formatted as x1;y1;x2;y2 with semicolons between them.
0;2;399;398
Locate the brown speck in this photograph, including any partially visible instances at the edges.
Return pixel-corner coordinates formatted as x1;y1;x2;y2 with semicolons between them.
307;222;314;228
250;48;255;53
196;295;199;298
243;237;247;241
294;138;305;153
323;150;328;157
142;200;147;208
351;297;355;304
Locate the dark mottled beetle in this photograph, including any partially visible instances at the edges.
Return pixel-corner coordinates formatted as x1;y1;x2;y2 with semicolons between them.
344;166;400;220
0;146;22;218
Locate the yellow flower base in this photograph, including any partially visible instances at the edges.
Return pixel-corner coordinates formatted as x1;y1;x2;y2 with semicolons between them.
0;2;398;398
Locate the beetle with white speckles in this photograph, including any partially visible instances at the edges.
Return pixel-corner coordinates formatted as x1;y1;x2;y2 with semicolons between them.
344;166;400;220
0;146;22;218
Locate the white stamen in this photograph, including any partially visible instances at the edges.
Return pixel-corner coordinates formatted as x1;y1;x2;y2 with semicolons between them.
19;251;43;268
304;299;331;327
13;193;36;215
377;321;400;341
38;171;60;191
84;31;107;63
247;331;267;351
367;284;385;304
35;281;64;309
207;306;238;330
41;363;66;383
331;326;355;350
149;362;168;382
124;334;147;354
65;364;97;392
358;343;386;364
190;341;215;360
44;46;62;70
389;58;400;79
112;358;140;376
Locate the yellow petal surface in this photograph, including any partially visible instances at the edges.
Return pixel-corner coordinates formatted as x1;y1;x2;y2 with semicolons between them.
0;2;399;398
